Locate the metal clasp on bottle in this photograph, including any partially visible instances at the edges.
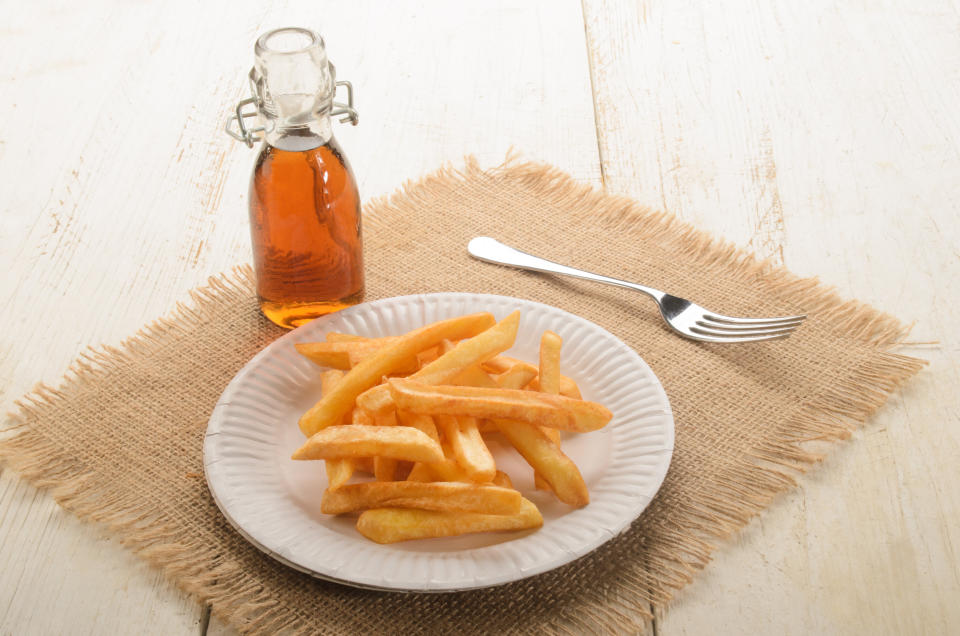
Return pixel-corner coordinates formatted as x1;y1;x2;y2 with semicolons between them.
225;74;359;148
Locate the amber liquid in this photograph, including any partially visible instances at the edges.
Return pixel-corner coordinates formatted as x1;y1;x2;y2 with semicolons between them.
249;138;364;329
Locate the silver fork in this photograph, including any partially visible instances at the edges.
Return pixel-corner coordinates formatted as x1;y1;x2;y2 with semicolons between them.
467;237;805;343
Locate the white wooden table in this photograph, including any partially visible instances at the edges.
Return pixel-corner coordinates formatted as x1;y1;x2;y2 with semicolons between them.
2;1;958;633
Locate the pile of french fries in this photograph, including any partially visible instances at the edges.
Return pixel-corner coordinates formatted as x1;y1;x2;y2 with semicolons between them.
291;311;613;544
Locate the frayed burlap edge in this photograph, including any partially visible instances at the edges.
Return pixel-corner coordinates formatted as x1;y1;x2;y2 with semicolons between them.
1;155;926;635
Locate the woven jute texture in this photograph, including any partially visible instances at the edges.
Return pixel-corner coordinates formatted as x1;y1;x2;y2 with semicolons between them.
2;157;925;634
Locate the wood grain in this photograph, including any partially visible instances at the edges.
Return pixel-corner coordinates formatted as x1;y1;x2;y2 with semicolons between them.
582;0;960;633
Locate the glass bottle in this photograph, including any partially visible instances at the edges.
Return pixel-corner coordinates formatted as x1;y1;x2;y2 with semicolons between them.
226;27;363;329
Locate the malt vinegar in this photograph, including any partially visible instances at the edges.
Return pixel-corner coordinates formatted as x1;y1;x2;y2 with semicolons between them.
249;138;364;328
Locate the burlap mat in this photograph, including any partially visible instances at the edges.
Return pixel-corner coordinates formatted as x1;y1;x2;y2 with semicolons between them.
2;157;924;634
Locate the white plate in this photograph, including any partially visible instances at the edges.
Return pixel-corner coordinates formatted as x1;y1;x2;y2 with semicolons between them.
203;293;674;592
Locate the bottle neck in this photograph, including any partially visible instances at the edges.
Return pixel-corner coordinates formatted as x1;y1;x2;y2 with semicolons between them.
251;27;336;152
263;113;332;151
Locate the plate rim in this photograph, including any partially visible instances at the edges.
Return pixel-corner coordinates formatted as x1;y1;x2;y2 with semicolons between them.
203;292;674;592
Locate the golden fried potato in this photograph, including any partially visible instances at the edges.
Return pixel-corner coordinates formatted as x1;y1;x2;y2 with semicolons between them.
435;414;496;483
325;333;397;344
449;364;498;388
320;370;355;489
416;345;442;366
476;419;499;434
355;311;520;415
298;313;495;436
492;358;584;502
494;418;588;507
295;340;419;373
355;497;542;543
320;481;523;515
351;409;375;426
485;355;582;398
534;331;564;491
292;425;444;463
538;331;563;394
494;362;538;390
325;459;354;490
410;459;470;483
396;410;440;444
405;462;434;482
491;470;514;489
295;341;357;369
295;310;610;545
373;410;399;481
388;380;612;433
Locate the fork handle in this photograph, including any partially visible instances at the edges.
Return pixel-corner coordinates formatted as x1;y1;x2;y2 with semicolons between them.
467;237;664;301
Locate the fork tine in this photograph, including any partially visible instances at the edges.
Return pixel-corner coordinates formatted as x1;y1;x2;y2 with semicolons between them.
702;313;806;326
696;318;804;332
690;324;799;339
688;330;795;343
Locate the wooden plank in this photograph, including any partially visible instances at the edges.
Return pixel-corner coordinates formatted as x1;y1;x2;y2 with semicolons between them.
0;470;207;635
582;0;960;633
0;0;600;632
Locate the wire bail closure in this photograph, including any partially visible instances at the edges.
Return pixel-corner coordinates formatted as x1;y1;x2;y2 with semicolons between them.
225;69;359;148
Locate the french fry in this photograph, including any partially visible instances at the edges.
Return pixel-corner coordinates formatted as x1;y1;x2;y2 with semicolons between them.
326;459;354;490
355;311;520;415
416;345;442;367
450;364;498;388
320;481;523;515
389;380;612;433
295;341;419;374
423;458;473;482
401;413;441;485
533;444;559;490
486;355;582;398
494;362;538;391
416;340;454;373
477;420;499;434
299;312;496;436
396;410;439;444
492;357;555;489
535;331;564;491
480;355;519;374
324;364;349;389
493;369;550;489
559;378;581;399
494;419;589;507
496;363;538;391
538;331;563;394
323;334;438;378
405;463;433;482
326;333;397;344
295;310;607;543
292;425;444;463
352;409;375;426
435;415;496;482
492;470;514;489
538;428;563;456
295;341;356;369
356;497;542;543
407;440;471;483
394;461;414;481
321;370;354;489
374;410;399;481
492;358;589;506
